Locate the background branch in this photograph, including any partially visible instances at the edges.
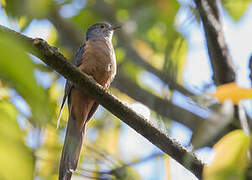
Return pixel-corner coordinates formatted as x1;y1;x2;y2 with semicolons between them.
194;0;236;85
113;71;204;130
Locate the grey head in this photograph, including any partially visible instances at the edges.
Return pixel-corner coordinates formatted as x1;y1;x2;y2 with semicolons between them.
85;22;120;41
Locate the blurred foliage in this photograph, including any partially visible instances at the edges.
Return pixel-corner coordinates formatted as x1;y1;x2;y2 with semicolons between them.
191;100;234;149
2;0;53;18
0;0;252;179
203;130;250;180
210;82;252;105
0;32;52;125
221;0;251;21
0;101;34;180
163;35;187;83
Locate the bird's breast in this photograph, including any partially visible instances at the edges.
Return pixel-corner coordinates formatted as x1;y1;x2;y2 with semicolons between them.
79;39;116;87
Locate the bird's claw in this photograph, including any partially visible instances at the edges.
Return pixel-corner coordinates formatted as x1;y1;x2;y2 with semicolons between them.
87;75;97;84
104;84;109;91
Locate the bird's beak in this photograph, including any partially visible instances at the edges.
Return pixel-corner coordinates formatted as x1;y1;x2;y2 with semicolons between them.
111;25;121;31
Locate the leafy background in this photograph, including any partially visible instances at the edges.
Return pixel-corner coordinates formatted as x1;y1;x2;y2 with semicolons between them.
0;0;251;179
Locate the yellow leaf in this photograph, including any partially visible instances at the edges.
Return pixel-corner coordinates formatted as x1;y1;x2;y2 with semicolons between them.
222;0;251;22
0;0;6;7
210;83;252;104
47;26;58;46
18;16;31;31
170;37;187;83
203;130;250;180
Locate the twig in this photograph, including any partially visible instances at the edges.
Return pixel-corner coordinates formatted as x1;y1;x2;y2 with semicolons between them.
109;152;164;173
80;153;164;179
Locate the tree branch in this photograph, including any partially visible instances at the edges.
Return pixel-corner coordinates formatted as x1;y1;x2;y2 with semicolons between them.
0;25;204;179
194;0;236;85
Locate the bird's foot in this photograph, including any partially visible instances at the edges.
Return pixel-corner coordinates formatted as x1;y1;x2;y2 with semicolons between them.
103;84;109;91
87;75;97;84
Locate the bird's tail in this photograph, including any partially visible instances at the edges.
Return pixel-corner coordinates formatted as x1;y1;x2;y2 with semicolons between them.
59;114;85;180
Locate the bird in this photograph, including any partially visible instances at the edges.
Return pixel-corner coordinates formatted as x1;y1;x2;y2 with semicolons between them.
58;22;120;180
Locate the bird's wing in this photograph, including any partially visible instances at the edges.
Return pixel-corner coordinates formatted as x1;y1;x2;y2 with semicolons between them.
57;43;89;128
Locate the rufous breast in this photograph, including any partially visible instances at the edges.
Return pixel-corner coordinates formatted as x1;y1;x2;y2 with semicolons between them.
79;38;117;87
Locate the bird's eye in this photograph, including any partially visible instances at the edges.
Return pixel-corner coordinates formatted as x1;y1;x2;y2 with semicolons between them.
100;25;105;28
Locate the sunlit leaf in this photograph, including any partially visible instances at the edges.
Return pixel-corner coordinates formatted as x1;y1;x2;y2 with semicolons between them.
47;26;58;46
0;32;52;125
163;35;187;83
115;47;126;64
203;130;250;180
210;83;252;105
221;0;251;21
146;23;167;52
0;0;6;7
0;86;10;100
0;101;34;180
170;37;187;83
18;16;32;32
116;9;129;23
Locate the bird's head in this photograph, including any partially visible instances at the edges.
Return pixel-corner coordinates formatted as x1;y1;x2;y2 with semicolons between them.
86;22;121;41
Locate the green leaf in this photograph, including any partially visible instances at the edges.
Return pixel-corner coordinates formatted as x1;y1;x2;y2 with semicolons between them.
203;130;250;180
27;0;53;18
0;101;34;180
71;9;98;31
163;35;188;83
2;0;27;17
3;0;52;18
221;0;251;21
47;26;58;46
0;32;52;125
18;16;32;32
